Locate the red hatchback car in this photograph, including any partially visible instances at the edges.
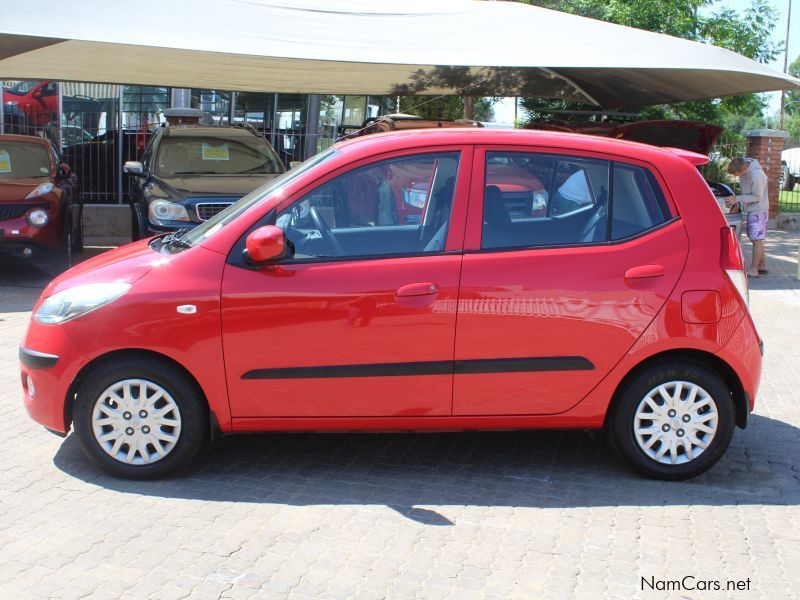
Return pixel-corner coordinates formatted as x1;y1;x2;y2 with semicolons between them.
20;129;761;480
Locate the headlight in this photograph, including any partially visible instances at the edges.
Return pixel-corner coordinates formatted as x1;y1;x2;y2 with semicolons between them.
25;183;54;200
26;209;49;227
149;199;190;225
34;282;131;325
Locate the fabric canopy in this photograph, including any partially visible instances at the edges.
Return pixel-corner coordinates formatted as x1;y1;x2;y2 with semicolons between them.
0;0;797;107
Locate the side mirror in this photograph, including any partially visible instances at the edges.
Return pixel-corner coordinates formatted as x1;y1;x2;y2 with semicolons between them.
123;160;144;176
245;225;292;264
58;163;71;178
33;90;42;99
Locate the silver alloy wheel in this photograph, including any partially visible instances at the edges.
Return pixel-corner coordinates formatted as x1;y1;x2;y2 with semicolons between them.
633;380;718;465
91;379;182;465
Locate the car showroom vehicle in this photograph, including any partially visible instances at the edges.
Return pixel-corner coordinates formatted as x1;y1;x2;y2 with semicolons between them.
20;128;761;480
781;147;800;191
3;80;59;127
0;134;82;268
124;124;285;239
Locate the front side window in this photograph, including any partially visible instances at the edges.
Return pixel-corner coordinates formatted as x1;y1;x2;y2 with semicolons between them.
275;152;460;260
482;151;610;249
155;134;282;176
181;148;339;247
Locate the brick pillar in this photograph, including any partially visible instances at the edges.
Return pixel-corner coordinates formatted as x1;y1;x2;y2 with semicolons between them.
745;129;788;218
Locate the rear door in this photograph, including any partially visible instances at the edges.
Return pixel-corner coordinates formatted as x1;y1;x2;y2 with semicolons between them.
453;146;689;415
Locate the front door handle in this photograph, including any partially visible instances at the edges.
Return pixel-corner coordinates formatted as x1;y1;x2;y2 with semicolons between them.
396;282;439;297
625;264;665;279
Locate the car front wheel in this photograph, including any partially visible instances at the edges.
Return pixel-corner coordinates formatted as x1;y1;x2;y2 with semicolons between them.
610;361;735;480
73;357;208;479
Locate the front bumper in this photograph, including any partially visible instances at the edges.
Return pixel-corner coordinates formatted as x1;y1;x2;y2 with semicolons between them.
20;322;86;434
1;211;61;258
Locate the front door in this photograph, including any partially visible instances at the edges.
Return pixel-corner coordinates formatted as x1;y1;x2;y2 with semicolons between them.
222;148;470;417
453;147;689;415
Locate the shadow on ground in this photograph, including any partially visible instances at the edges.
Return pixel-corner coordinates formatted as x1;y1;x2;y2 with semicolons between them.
53;414;800;523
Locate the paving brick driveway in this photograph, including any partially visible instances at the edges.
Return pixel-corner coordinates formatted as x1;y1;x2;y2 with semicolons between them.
1;233;799;600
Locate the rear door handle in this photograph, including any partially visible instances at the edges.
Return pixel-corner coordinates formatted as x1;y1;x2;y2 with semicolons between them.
625;264;665;279
396;282;439;297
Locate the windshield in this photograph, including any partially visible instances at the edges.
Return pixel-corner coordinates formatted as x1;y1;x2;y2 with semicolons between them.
180;147;339;247
155;134;283;176
0;142;51;179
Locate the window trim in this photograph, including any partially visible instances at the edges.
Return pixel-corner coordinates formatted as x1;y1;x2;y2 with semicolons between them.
464;215;681;255
226;145;472;269
471;146;676;254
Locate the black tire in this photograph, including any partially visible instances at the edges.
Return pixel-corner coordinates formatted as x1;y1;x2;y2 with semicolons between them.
130;203;143;241
609;360;735;480
72;204;84;253
73;356;209;479
47;210;75;275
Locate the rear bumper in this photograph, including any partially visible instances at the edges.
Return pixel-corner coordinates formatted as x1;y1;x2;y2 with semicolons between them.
715;313;762;415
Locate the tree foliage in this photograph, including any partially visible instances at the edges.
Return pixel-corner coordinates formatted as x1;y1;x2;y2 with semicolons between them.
397;96;499;122
519;0;782;127
785;55;800;144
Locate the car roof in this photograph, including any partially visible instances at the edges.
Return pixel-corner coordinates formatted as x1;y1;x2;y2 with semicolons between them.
334;127;707;166
0;134;50;145
161;126;260;138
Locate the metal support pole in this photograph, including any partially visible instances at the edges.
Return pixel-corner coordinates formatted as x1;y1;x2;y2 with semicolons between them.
171;88;191;109
780;0;793;130
56;82;63;149
305;95;321;159
270;93;278;148
117;90;124;204
229;91;237;125
0;83;4;135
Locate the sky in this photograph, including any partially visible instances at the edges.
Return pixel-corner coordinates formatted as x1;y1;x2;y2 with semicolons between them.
492;0;797;125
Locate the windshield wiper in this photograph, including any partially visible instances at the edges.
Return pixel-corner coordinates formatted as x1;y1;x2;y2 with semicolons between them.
172;170;218;175
161;228;192;250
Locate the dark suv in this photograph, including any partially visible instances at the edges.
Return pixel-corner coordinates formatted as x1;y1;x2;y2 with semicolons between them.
124;125;284;239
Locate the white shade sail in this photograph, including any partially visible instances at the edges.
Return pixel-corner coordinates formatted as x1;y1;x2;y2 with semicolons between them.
0;0;797;107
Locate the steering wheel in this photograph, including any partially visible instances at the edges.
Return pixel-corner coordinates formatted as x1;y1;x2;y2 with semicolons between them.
309;206;344;256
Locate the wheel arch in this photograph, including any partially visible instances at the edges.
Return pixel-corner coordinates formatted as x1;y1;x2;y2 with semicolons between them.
604;348;749;430
64;348;218;438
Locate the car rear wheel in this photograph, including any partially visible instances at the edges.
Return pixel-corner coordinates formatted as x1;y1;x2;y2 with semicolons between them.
609;361;735;480
73;357;208;479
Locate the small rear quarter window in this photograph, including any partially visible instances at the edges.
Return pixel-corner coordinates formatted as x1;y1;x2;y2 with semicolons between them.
611;164;670;240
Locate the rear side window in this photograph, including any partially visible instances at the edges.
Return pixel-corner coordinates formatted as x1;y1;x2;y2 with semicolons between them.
611;164;670;240
481;151;670;250
481;152;610;249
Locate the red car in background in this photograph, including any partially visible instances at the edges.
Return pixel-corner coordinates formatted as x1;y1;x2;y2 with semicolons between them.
0;134;82;268
20;128;760;482
3;81;59;127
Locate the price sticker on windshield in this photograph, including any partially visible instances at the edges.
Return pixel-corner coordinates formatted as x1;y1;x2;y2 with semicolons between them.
0;150;11;173
201;144;230;161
